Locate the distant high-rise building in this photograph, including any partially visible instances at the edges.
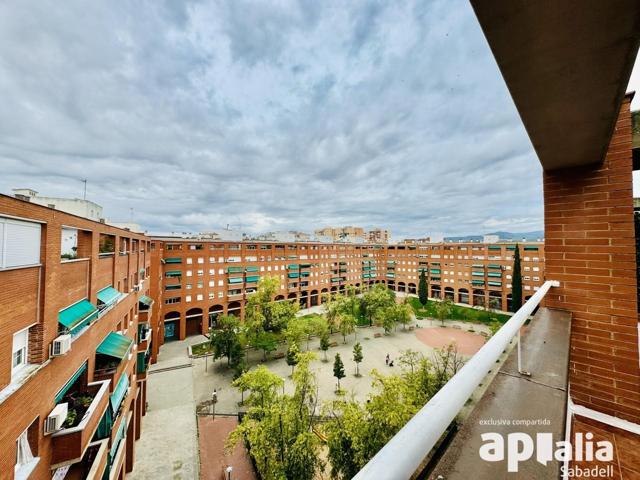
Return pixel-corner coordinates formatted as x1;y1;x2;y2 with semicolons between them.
367;228;390;244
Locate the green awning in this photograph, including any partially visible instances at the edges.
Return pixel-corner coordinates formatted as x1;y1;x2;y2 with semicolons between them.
430;269;441;274
524;246;539;251
165;284;181;290
487;264;502;269
506;245;516;250
97;286;121;306
386;273;395;278
288;264;299;270
228;277;243;284
227;266;243;273
331;277;341;282
245;266;259;272
488;246;502;250
139;295;153;306
488;272;502;278
245;275;260;283
110;374;130;415
300;271;310;277
472;264;484;268
288;272;300;279
488;281;502;287
163;257;182;264
472;272;485;276
165;270;182;277
54;362;87;403
97;332;133;360
59;299;98;333
300;263;311;268
471;280;485;285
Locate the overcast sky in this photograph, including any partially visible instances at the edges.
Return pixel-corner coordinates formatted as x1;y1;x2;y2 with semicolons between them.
1;1;638;239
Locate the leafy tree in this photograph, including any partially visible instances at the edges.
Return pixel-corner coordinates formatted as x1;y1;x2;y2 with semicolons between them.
399;349;422;375
361;284;395;326
254;331;279;360
209;314;243;367
228;355;323;480
232;365;284;412
374;307;396;334
418;269;428;306
353;342;363;376
322;346;465;479
286;342;300;375
338;313;357;343
304;315;328;351
284;316;307;347
333;353;345;391
511;244;523;312
434;298;453;326
319;330;330;361
395;301;413;331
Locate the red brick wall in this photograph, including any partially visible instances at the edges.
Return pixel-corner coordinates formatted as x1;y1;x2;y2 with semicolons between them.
0;195;148;478
544;95;640;423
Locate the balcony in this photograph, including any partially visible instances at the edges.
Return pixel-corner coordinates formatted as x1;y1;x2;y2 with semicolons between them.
62;439;109;480
93;333;134;388
51;380;110;468
353;281;566;479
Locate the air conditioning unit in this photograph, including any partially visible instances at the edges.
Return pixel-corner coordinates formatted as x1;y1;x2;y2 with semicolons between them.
51;334;72;356
44;403;68;434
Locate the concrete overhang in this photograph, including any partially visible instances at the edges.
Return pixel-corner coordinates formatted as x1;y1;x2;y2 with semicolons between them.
470;0;640;171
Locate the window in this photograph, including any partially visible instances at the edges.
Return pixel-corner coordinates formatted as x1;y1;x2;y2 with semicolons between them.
186;258;193;264
0;217;41;269
15;425;36;477
164;297;181;305
12;327;29;378
61;228;78;260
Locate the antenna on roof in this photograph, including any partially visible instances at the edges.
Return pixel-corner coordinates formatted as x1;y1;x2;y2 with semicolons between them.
81;179;87;200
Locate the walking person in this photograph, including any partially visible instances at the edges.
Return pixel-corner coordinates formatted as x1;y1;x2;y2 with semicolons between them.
385;353;390;366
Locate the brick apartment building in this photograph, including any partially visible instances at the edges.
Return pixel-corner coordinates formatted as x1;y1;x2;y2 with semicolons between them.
146;237;544;360
0;194;153;480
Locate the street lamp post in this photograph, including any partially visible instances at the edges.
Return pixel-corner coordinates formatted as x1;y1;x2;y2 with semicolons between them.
226;466;233;480
212;389;218;420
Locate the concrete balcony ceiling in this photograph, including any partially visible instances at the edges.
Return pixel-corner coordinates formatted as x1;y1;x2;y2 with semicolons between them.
471;0;640;171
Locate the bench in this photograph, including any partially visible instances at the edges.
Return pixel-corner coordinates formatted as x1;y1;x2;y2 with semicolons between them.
328;341;339;348
273;352;285;359
374;333;382;338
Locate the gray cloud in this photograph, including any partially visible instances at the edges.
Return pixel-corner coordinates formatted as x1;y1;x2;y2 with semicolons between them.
0;0;543;239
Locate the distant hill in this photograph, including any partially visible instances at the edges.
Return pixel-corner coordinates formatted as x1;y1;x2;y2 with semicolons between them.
444;230;544;242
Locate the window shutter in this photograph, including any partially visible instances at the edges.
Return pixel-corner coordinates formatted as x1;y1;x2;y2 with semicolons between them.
3;218;41;268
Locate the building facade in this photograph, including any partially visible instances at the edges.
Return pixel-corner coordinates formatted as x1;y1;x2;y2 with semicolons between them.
0;194;152;480
147;238;544;360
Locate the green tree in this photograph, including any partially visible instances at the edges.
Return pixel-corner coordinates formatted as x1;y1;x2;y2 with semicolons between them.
254;331;279;360
319;330;330;361
333;353;345;391
399;349;422;375
286;342;300;375
304;315;328;351
511;244;523;312
374;307;396;334
209;314;243;367
231;365;284;412
338;313;357;343
418;269;428;306
434;298;453;326
353;342;363;376
488;319;502;338
361;284;395;326
228;355;323;480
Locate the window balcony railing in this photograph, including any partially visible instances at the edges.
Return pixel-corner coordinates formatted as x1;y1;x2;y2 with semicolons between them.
353;280;559;480
50;380;110;468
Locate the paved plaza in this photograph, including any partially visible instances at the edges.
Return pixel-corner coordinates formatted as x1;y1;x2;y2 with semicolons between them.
131;310;489;479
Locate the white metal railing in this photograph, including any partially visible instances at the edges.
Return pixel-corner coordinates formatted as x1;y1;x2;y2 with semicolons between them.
353;280;560;480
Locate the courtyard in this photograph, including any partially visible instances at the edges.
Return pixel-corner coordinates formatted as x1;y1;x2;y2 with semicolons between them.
131;305;490;480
